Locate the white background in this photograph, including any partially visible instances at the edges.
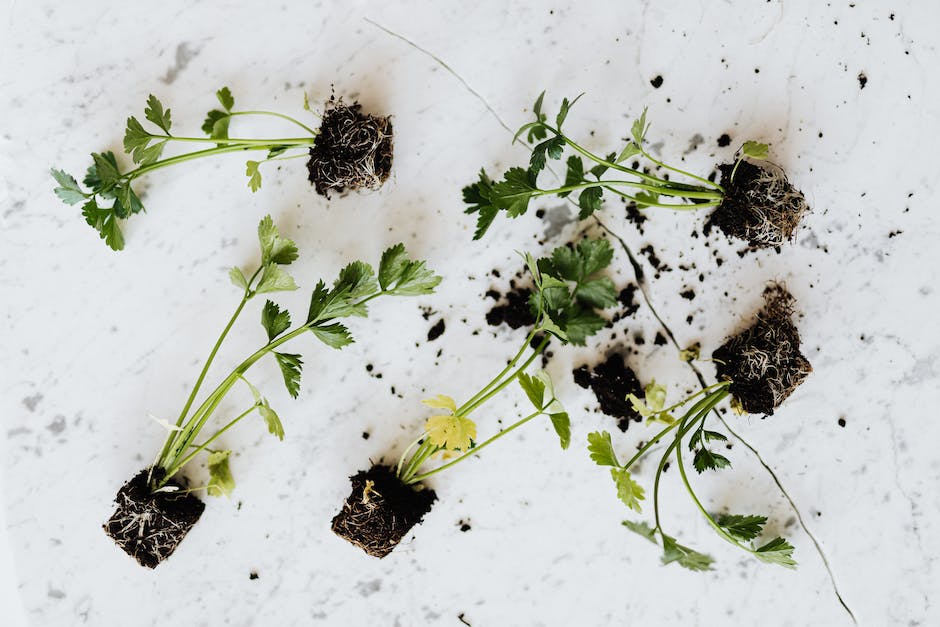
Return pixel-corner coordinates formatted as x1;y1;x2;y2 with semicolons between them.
2;1;938;625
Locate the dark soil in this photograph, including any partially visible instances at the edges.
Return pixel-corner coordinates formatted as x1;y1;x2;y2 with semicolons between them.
102;468;205;568
486;287;535;329
427;318;446;341
705;161;810;249
331;465;436;558
573;353;644;431
306;98;393;197
712;284;812;415
717;134;731;147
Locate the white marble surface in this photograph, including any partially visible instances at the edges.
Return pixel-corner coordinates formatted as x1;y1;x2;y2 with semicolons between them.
2;1;939;625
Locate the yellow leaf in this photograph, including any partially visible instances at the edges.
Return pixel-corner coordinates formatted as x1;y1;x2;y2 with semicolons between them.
421;394;457;413
425;414;476;451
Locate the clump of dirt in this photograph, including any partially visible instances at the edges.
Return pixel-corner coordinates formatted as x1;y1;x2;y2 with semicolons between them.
573;353;644;431
102;469;205;568
712;284;812;415
486;286;535;329
306;98;393;197
705;161;810;248
331;465;436;558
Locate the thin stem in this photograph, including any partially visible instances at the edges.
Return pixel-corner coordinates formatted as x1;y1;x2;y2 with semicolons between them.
459;337;549;417
163;404;259;480
600;185;721;210
229;110;319;135
396;434;426;476
455;327;539;415
124;144;273;182
406;409;543;484
637;146;725;193
538;180;722;201
150;134;316;147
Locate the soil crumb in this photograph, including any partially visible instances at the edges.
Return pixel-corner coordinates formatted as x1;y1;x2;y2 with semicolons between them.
573;354;644;431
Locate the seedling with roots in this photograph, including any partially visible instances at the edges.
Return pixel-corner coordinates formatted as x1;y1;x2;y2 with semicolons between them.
587;283;811;570
332;237;619;557
52;88;393;250
463;92;809;248
103;216;440;567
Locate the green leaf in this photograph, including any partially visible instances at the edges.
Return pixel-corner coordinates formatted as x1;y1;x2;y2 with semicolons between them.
716;513;767;542
555;93;583;129
229;267;248;290
310;322;353;349
589;152;617;180
661;535;713;571
258;400;285;440
274;352;303;399
574;238;615;275
644;380;667;413
463;169;498;240
378;243;441;295
81;198;124;251
529;136;564;175
634;190;659;208
491;167;536;218
256;263;298;294
261;300;291;340
216;86;234;111
693;447;732;473
741;141;769;160
117;184;144;216
679;343;701;362
549;412;570;450
206;450;235;497
558;307;606;345
532;91;546;118
587;431;619;467
754;537;797;568
631;108;649;145
575;277;618;308
123;116;156;164
334;260;379;307
611;467;645;512
246;160;262;192
201;109;231;139
257;215;299;266
617;142;642;163
89;152;121;189
560;155;584;198
622;520;657;543
577;185;603;219
51;169;85;205
517;372;547;411
538;317;569;343
144;94;172;134
267;145;289;159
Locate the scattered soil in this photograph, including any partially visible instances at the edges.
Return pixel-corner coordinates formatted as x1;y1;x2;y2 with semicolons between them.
858;72;868;89
573;353;644;431
625;203;648;234
712;284;812;415
427;318;446;341
654;332;668;346
331;465;437;558
650;75;664;88
102;468;205;568
618;285;640;317
717;134;732;147
306;98;393;197
705;161;810;249
486;287;535;329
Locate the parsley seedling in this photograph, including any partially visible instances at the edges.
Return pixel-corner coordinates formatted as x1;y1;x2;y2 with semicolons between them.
463;93;808;248
104;216;440;567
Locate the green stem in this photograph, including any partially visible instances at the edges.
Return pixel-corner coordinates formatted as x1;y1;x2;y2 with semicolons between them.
637;146;725;193
600;185;721;210
458;336;549;417
151;135;316;147
406;409;543;484
123;144;274;182
163;404;259;480
229;110;320;135
455;327;539;415
538;180;722;201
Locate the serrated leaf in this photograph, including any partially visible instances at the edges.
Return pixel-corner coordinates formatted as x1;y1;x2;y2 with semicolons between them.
611;467;645;512
661;535;713;571
635;190;659;208
51;169;85;205
207;450;234;497
229;267;248;290
538;316;569;342
422;394;457;413
123;116;153;163
631;108;649;145
693;447;732;473
622;520;657;543
555;93;583;129
274;352;303;399
258;400;285;440
575;277;618;308
577;185;603;219
81;198;124;251
587;431;619;467
117;184;144;215
334;260;379;306
257;215;299;266
261;300;291;341
90;152;121;189
644;380;667;413
617;142;642;163
560;155;584;198
549;412;570;449
216;86;234;111
533;91;546;118
201;109;231;140
559;307;606;345
529;136;564;175
589;152;617;180
256;263;298;294
425;414;476;451
246;160;262;192
753;537;797;568
144;94;172;134
741;140;769;160
491;167;536;218
310;322;353;349
715;513;767;542
377;243;441;295
517;372;547;411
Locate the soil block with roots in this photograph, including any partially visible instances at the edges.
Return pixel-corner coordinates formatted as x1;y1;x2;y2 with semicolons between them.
573;353;644;431
102;469;205;568
706;161;810;249
712;284;812;415
306;99;393;197
332;465;436;558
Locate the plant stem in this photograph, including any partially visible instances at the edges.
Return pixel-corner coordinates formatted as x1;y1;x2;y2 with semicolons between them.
163;404;259;478
539;180;723;201
228;110;319;135
458;336;549;417
454;327;539;415
151;134;316;147
637;146;725;193
123;144;275;182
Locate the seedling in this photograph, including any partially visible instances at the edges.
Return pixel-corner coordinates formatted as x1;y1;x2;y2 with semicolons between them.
52;88;393;250
587;283;811;570
103;216;440;568
463;93;809;248
332;237;619;557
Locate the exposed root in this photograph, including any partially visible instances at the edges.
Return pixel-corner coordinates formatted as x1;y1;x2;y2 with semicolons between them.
306;98;393;197
331;465;436;558
102;469;204;568
713;283;812;415
707;161;809;248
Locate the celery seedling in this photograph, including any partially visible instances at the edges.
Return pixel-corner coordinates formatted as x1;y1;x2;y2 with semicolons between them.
463;93;808;248
103;216;440;568
588;284;810;570
52;88;392;250
332;237;619;557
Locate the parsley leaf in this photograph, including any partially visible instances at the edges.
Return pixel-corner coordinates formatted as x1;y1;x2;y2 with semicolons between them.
555;93;583;129
378;243;442;295
310;322;353;349
549;412;571;450
257;215;299;265
587;431;619;467
753;537;797;568
81;198;124;251
273;352;303;398
256;263;298;294
258;399;285;440
216;86;234;111
261;300;291;340
202;109;231;140
612;467;645;512
622;520;657;543
491;167;536;217
577;185;603;218
462;169;498;240
144;94;172;134
529;136;564;176
692;447;732;473
560;155;584;198
229;267;249;291
206;450;235;497
741;140;770;160
50;169;85;205
425;414;477;451
574;277;618;308
661;535;713;571
631;107;649;145
246;160;262;192
715;513;767;542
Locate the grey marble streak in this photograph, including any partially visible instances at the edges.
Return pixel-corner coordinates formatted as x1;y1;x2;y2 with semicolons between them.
1;0;939;625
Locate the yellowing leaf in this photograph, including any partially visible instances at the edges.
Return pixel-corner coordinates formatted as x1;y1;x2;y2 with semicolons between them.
425;414;476;451
421;394;457;414
644;379;667;413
